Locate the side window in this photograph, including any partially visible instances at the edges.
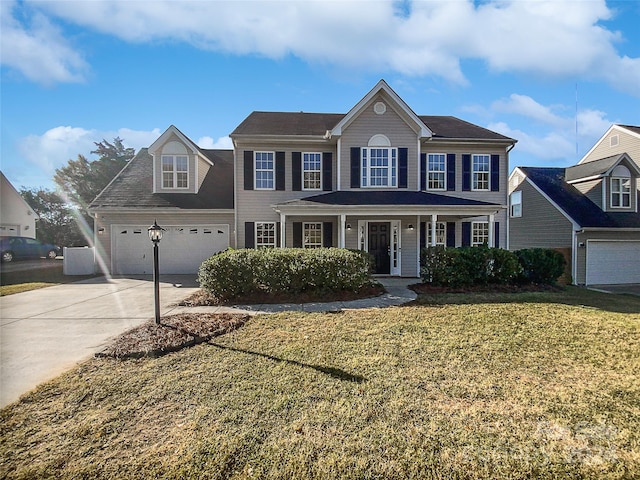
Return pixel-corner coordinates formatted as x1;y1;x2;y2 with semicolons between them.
510;191;522;217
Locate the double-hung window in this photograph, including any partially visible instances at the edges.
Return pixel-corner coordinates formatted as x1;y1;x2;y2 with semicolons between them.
472;221;489;247
427;222;446;246
303;153;322;190
255;222;276;248
611;177;631;208
362;148;397;187
510;191;522;217
162;155;188;188
255;152;275;190
303;223;322;248
427;154;446;190
472;154;490;191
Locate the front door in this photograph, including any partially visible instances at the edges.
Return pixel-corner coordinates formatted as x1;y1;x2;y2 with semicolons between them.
368;222;391;274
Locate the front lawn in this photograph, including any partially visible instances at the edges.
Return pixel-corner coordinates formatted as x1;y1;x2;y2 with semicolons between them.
1;288;639;479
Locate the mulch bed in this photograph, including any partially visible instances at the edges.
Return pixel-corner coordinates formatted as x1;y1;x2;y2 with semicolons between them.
409;283;563;294
96;313;249;359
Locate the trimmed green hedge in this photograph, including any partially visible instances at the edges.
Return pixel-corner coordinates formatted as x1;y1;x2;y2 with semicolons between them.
420;246;565;287
198;248;374;301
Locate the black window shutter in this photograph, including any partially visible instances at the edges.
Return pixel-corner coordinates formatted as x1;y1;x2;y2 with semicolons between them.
420;153;427;190
245;222;255;249
490;154;500;192
276;152;285;191
398;147;408;188
323;152;333;191
462;222;471;247
323;222;333;247
350;147;361;188
462;154;471;191
494;222;500;248
447;153;456;191
293;222;302;248
276;222;281;247
419;222;426;249
244;151;254;190
446;222;456;247
292;152;302;191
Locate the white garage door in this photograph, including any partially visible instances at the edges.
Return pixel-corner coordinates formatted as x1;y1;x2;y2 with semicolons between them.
112;225;229;275
586;241;640;285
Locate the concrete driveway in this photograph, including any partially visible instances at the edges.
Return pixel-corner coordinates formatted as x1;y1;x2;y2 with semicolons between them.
588;284;640;296
0;275;199;407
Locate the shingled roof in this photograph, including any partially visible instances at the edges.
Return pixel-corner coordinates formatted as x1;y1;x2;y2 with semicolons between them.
231;111;514;142
520;167;640;229
89;148;234;210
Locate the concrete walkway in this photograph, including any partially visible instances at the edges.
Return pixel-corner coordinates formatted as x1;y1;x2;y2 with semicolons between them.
1;275;417;407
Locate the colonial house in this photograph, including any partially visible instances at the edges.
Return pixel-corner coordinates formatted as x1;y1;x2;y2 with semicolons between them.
509;125;640;285
90;80;516;276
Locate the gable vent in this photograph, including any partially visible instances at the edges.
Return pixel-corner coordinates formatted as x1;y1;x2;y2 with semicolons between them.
610;134;619;147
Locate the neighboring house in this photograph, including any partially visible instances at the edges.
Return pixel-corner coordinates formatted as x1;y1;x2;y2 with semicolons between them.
509;124;640;286
90;80;516;276
0;172;38;238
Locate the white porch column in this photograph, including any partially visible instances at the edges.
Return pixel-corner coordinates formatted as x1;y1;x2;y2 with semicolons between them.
339;214;346;248
431;214;438;246
416;215;421;276
280;212;286;248
488;213;495;247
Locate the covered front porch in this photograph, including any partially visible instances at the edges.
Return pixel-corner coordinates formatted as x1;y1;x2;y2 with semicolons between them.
273;191;505;277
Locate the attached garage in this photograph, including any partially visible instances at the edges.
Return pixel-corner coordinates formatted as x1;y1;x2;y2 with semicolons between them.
586;240;640;285
112;224;229;275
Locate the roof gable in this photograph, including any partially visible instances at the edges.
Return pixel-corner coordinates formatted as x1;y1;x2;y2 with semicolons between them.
579;124;640;164
566;153;640;183
149;125;212;166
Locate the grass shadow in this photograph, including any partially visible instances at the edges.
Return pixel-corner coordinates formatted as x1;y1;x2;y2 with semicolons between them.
210;342;367;383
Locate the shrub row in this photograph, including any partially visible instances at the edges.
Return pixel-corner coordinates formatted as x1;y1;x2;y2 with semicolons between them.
198;248;373;300
420;246;565;287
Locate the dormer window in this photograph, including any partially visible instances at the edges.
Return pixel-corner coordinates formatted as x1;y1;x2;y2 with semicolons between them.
162;155;188;189
611;165;631;208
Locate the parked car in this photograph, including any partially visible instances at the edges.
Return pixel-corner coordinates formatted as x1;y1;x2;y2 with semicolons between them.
0;236;61;262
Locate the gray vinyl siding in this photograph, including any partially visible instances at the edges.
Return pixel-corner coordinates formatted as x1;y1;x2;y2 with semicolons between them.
197;156;211;190
575;230;640;285
94;211;235;271
572;179;603;209
583;129;640;168
509;180;573;250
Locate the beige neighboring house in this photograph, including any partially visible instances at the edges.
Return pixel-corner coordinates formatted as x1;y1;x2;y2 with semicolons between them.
90;80;517;276
509;125;640;286
0;172;38;238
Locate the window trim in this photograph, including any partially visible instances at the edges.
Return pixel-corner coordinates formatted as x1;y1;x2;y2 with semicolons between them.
161;154;189;189
427;153;446;191
472;154;490;191
303;222;323;248
611;177;631;208
510;191;522;218
255;222;276;248
361;147;397;188
254;151;275;190
471;221;489;247
302;152;322;191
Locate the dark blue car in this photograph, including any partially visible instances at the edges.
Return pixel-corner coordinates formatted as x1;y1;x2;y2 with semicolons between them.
0;236;61;262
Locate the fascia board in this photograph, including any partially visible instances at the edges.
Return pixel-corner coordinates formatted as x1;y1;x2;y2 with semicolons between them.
89;207;234;214
580;227;640;232
230;134;334;145
523;176;581;230
566;174;604;184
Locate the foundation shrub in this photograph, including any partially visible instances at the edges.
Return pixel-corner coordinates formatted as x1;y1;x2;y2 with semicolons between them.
198;248;373;300
515;248;566;285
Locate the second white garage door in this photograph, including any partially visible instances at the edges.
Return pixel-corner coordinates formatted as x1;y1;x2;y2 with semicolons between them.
586;240;640;285
112;225;229;275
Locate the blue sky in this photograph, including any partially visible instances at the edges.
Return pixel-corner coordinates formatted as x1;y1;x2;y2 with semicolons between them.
2;0;639;191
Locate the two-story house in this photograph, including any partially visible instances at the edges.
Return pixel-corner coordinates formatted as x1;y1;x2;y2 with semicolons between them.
1;172;38;238
509;124;640;286
90;80;516;277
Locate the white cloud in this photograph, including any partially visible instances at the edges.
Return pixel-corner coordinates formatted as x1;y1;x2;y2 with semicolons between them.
489;121;576;162
197;136;233;150
492;94;568;128
17;126;161;177
14;0;639;94
0;0;88;85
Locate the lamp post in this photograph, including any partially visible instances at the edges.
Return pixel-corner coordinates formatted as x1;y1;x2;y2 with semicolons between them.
148;220;165;325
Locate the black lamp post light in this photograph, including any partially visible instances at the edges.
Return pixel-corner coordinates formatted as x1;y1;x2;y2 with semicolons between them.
148;220;165;325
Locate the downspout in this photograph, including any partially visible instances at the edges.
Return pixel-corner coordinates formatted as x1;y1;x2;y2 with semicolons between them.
505;143;516;250
232;138;238;248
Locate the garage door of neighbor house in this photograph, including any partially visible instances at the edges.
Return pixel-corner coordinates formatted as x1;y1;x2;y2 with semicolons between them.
586;240;640;285
112;225;229;275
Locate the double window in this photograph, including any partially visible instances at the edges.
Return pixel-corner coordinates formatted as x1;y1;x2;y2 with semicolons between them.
362;147;397;187
427;154;446;190
255;152;275;190
472;154;490;191
472;221;489;247
303;153;322;190
426;222;446;246
162;155;188;189
611;177;631;208
303;223;323;248
255;222;276;248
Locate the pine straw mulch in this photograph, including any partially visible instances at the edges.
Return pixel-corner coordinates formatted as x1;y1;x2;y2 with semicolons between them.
96;313;249;359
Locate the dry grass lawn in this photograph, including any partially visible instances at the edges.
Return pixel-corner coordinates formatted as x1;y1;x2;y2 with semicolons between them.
1;287;639;479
